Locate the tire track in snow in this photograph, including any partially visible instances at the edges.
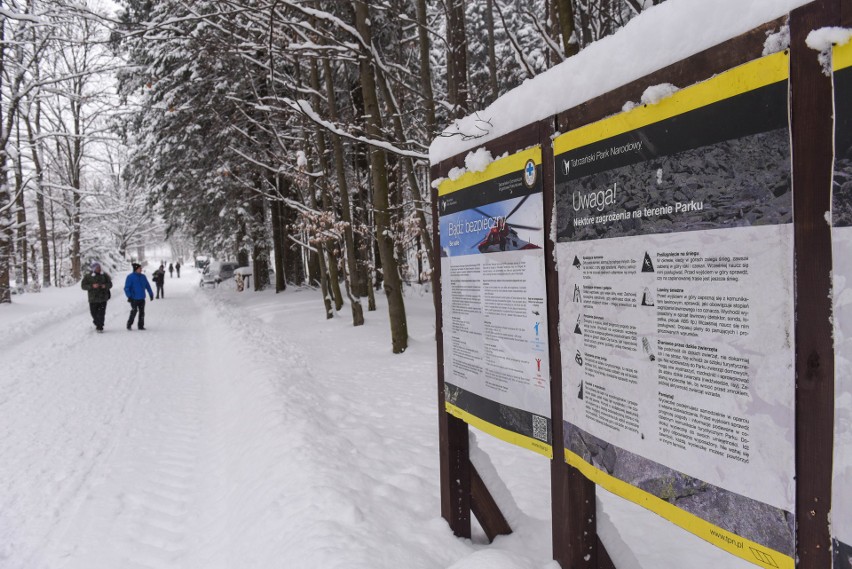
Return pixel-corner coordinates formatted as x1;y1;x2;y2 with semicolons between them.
30;281;217;569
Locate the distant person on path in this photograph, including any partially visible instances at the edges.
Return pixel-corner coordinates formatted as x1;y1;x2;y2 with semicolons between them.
153;265;166;299
175;261;181;278
168;262;174;278
81;262;112;333
124;263;154;330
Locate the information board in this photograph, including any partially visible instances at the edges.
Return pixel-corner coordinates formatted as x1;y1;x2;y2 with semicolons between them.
832;40;852;569
554;52;795;569
438;148;552;457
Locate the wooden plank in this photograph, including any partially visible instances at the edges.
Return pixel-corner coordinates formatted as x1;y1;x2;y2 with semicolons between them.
470;464;512;542
557;17;785;133
790;1;838;569
541;117;603;569
433;167;472;538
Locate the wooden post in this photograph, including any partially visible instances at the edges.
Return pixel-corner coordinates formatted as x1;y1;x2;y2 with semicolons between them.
542;119;606;569
432;169;472;538
790;2;839;568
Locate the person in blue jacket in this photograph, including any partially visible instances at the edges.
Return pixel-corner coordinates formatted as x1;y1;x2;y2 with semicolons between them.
124;263;154;330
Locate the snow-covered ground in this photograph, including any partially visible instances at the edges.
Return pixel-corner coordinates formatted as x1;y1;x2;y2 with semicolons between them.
0;269;754;569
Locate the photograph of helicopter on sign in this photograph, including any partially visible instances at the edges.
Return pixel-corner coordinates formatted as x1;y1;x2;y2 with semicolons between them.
438;147;552;457
439;193;544;257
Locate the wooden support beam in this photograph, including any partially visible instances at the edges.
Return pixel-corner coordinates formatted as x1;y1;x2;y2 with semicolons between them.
790;1;839;568
470;464;512;542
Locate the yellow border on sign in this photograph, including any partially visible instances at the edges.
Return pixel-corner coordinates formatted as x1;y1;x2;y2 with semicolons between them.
565;449;793;569
438;146;542;197
446;402;553;458
835;39;852;72
554;50;790;155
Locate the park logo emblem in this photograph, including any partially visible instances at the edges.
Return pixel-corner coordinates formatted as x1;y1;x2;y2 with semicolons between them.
523;159;537;188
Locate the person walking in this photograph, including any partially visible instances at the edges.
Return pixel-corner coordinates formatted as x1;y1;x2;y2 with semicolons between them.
81;262;112;333
168;262;174;278
124;263;154;330
175;261;181;278
153;264;166;299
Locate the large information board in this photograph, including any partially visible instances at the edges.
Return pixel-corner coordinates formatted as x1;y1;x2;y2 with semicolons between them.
554;52;795;569
833;40;852;569
438;148;552;457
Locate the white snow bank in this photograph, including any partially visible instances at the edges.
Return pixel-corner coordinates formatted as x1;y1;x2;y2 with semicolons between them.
465;148;495;173
640;83;679;105
445;149;505;182
763;25;791;56
429;0;810;165
806;26;852;52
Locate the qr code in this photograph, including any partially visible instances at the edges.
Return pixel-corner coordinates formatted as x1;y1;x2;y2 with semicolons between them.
532;415;548;442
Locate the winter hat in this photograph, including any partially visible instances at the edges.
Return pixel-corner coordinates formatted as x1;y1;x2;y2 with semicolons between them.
132;263;141;271
91;262;101;271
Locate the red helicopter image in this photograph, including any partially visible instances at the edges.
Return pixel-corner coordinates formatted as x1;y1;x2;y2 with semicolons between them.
473;194;542;253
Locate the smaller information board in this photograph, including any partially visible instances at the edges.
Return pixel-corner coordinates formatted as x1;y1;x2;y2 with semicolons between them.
832;40;852;569
438;148;552;457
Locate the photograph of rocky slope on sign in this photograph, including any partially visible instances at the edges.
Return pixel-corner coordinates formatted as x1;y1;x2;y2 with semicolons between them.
555;128;791;242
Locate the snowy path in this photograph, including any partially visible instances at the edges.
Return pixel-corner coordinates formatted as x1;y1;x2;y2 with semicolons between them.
1;273;756;569
0;275;471;569
1;275;249;569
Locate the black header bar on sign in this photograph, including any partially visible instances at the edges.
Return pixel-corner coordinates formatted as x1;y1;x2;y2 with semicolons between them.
439;166;542;216
555;81;788;184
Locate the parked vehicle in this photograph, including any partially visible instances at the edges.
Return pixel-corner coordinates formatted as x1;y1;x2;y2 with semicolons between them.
199;261;238;287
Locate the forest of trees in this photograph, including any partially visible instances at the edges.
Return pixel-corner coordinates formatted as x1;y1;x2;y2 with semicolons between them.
0;0;663;352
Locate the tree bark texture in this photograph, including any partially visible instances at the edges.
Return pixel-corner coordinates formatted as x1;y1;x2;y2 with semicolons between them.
322;56;364;326
353;0;408;353
446;0;469;119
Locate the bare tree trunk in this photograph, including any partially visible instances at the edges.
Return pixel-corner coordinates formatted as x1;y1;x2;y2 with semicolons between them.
446;0;469;118
249;180;270;291
353;0;408;353
25;113;50;287
14;123;27;286
308;59;344;311
322;57;364;326
374;70;435;271
415;0;438;136
270;176;287;293
69;80;84;281
485;0;499;102
304;147;334;319
0;9;11;303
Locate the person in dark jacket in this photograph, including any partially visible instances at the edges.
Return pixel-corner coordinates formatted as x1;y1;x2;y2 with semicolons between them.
153;264;166;299
81;262;112;332
175;261;181;278
168;262;174;278
124;263;154;330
